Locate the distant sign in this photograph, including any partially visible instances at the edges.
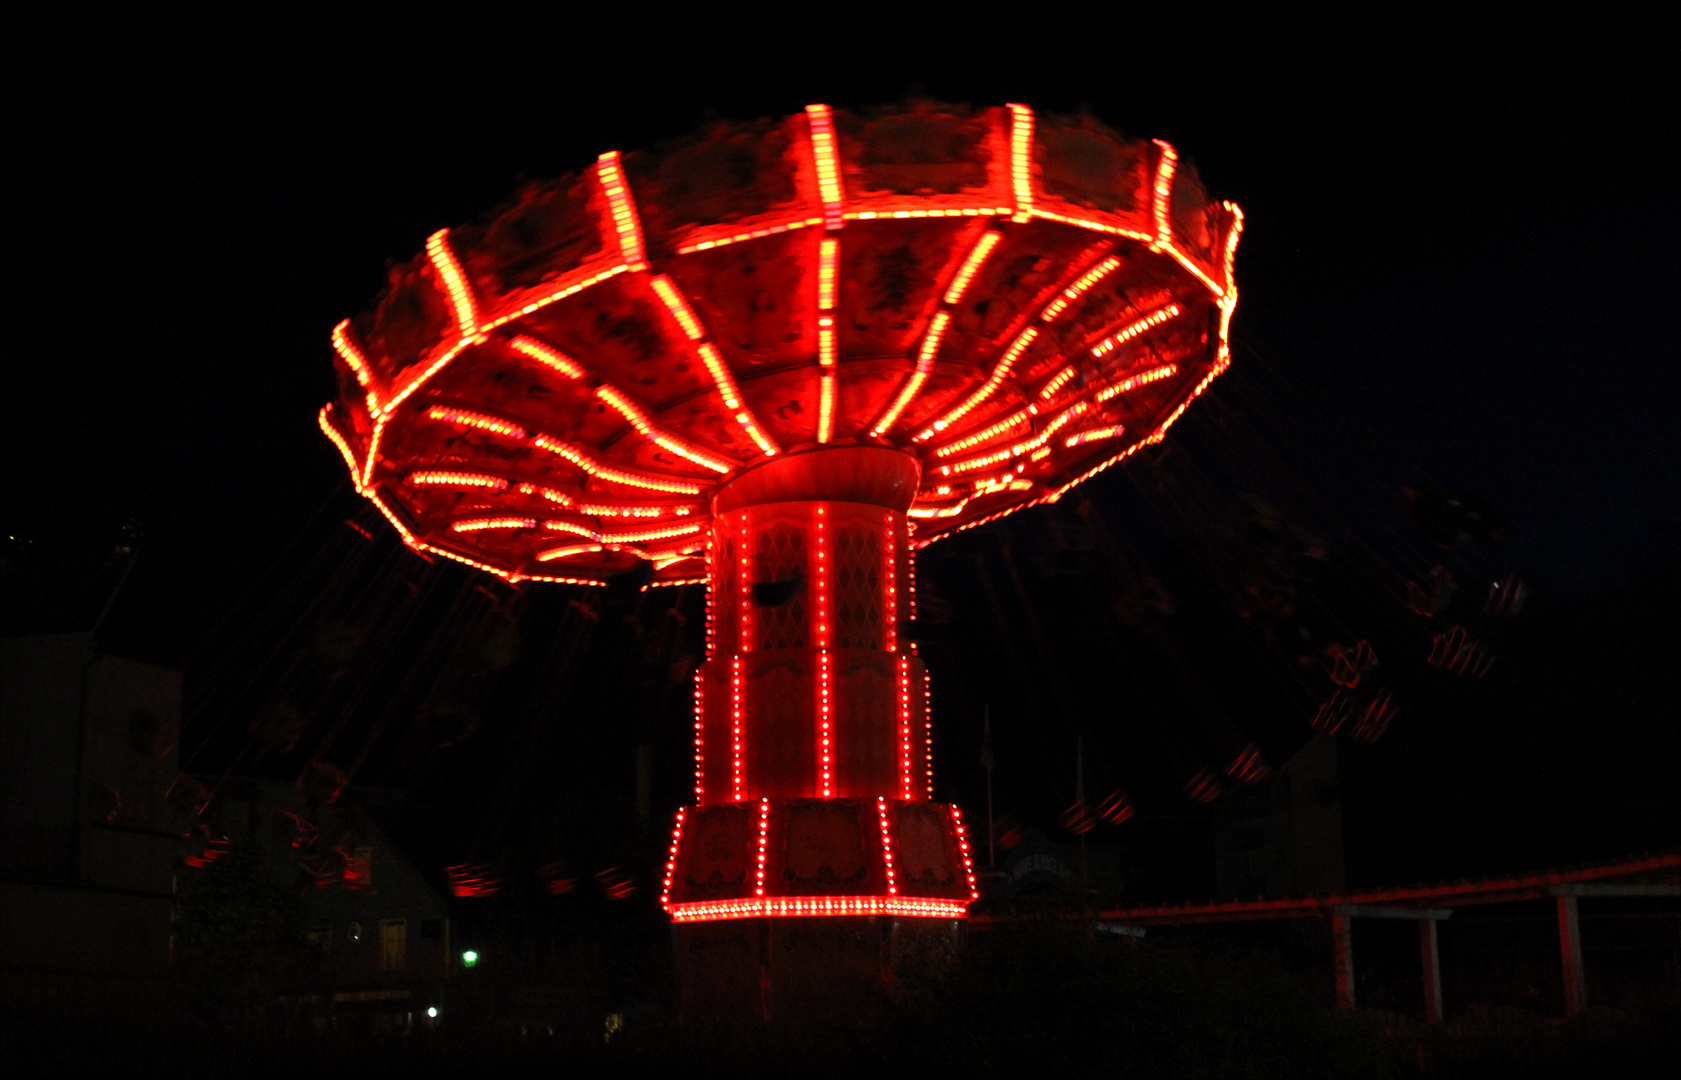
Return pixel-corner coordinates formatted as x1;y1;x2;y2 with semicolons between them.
1001;829;1076;902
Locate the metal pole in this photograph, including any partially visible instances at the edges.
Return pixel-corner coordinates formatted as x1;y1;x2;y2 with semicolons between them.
1331;910;1355;1009
982;706;995;870
1557;894;1586;1018
1419;918;1443;1022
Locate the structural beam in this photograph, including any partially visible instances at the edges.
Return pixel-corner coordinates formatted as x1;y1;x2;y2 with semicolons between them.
1557;894;1586;1018
1331;911;1355;1010
1419;918;1444;1023
1550;883;1681;898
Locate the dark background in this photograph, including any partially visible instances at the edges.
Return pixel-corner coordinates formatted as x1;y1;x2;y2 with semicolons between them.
6;11;1677;893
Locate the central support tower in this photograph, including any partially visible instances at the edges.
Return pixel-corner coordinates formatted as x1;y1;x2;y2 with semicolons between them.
662;446;977;1019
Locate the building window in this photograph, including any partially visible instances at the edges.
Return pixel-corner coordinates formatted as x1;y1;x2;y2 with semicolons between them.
379;919;407;972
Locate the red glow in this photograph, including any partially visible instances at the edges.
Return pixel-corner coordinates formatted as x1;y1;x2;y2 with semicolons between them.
883;511;898;651
924;666;933;798
1091;304;1181;358
1094;362;1177;402
817;371;836;444
1007;104;1034;223
651;275;707;341
919;327;1039;440
532;436;706;494
898;655;914;801
446;863;499;898
408;471;508;490
661;806;686;908
754;798;771;896
1041;256;1121;322
848;206;1012;222
818;237;839;310
323;104;1251;932
871;368;930;438
950;804;979;901
452;517;537;532
805;104;846;229
427;406;527;439
1064;424;1126;448
815;507;834;794
597;150;648;269
878;798;899;895
817;649;834;796
692;673;705;802
1039;365;1077;399
331;319;377;401
667;895;970;923
944;402;1089;475
318;406;362;490
509;335;586;380
596;384;736;473
678;216;823;254
698;342;779;457
943;231;1002;306
597;521;703;544
426;229;481;341
535;543;604;562
731;656;745;801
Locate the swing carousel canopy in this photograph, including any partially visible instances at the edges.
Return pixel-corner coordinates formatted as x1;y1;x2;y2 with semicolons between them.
319;101;1243;585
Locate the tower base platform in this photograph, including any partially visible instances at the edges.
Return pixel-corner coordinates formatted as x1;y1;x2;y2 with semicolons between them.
674;915;964;1025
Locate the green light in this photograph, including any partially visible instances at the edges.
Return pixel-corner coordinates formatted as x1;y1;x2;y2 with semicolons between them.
461;949;478;968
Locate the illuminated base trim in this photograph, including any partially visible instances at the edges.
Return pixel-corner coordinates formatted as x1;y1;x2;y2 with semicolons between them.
666;895;969;923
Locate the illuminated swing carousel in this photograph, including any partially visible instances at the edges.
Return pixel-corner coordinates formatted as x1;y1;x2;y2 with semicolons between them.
319;100;1242;1012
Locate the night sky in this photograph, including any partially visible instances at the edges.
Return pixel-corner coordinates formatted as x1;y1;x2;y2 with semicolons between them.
8;13;1677;884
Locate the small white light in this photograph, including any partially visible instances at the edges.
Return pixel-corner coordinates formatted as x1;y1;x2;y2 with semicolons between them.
427;1007;438;1018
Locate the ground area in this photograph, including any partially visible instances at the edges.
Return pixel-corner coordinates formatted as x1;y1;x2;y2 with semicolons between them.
9;928;1675;1078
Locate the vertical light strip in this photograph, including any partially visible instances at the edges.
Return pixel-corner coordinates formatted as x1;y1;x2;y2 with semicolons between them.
317;406;363;490
924;666;934;799
693;669;705;803
509;335;587;379
650;275;706;340
738;512;753;654
817;235;839;443
917;311;952;368
806;104;845;230
878;797;899;896
331;320;378;407
815;505;833;797
942;231;1002;306
882;512;897;652
660;807;686;910
731;656;745;802
818;237;840;309
870;310;950;437
1007;104;1035;223
1150;139;1177;250
699;342;780;457
596;150;648;269
1040;256;1121;322
1220;201;1245;298
425;229;481;340
950;805;979;901
754;798;771;896
705;533;716;656
898;656;913;801
361;414;388;490
907;542;918;623
817;650;833;798
814;507;830;648
651;272;780;458
915;326;1039;441
817;373;837;444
